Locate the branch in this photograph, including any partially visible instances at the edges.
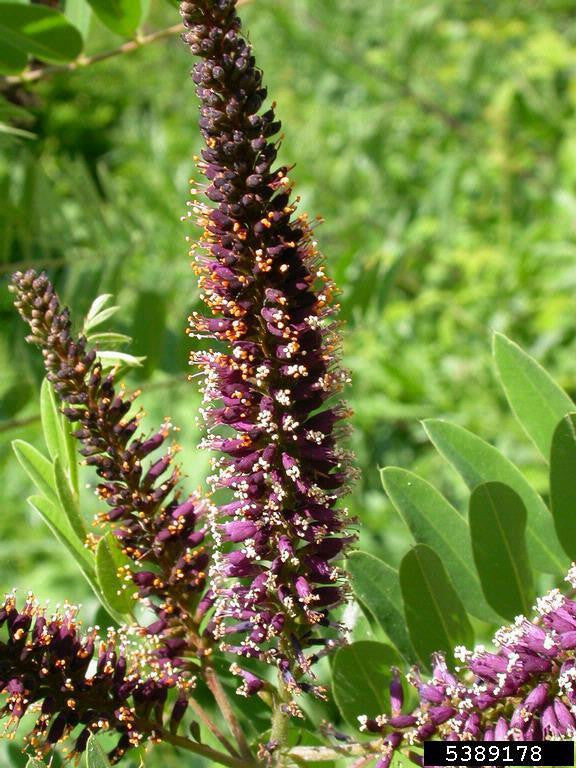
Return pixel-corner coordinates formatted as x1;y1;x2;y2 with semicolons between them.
2;24;184;85
0;0;251;87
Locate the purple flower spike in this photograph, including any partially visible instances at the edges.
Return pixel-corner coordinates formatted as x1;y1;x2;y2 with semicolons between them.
179;0;354;691
359;576;576;766
0;595;188;763
10;270;211;665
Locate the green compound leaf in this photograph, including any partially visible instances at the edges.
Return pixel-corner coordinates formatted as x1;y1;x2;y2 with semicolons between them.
0;3;82;70
347;551;417;664
84;0;141;38
469;482;534;620
399;544;473;668
550;413;576;561
381;467;501;623
96;532;135;616
12;439;58;505
423;419;568;576
332;641;403;729
493;333;573;461
26;758;47;768
86;734;112;768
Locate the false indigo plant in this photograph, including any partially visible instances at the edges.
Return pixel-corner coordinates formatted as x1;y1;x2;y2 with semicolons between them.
5;0;576;766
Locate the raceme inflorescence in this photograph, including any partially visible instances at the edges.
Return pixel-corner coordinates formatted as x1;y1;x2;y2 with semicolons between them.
179;0;354;698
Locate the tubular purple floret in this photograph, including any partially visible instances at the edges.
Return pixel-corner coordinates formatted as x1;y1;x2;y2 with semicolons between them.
179;0;355;695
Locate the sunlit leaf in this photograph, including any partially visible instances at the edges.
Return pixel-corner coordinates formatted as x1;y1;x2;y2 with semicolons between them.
86;735;112;768
550;413;576;560
381;466;500;623
97;350;144;367
64;0;92;39
53;455;85;541
0;3;82;69
84;0;141;38
96;532;135;616
12;439;58;505
493;333;573;460
27;494;93;572
41;378;78;493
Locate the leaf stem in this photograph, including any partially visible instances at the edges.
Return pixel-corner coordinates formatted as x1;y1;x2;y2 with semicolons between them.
287;739;384;761
2;24;185;85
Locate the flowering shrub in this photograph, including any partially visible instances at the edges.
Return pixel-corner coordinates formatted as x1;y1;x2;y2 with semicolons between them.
4;1;576;767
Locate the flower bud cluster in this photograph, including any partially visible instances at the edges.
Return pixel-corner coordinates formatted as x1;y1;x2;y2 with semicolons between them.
10;270;212;661
361;568;576;767
180;0;354;694
0;594;188;763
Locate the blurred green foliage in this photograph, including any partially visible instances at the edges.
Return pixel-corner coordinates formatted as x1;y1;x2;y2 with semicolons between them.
1;0;576;762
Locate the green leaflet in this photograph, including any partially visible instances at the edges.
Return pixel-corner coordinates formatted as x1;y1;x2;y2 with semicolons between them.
83;0;141;39
13;439;59;505
399;544;473;667
40;377;78;494
53;456;86;542
423;419;568;575
86;735;112;768
381;466;501;623
550;413;576;560
332;641;403;728
347;550;417;663
0;3;82;73
96;532;136;617
493;333;573;461
27;494;93;573
469;482;534;620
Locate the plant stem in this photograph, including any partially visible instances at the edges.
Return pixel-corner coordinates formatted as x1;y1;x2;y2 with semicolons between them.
270;675;292;767
203;658;255;763
3;24;185;85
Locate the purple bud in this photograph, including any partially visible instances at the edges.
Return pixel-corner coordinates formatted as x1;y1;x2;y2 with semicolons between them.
389;668;404;715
